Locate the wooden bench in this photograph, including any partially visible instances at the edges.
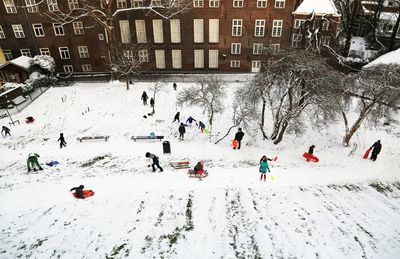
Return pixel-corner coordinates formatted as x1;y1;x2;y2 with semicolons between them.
188;169;208;179
77;136;110;142
131;136;164;141
12;96;27;106
170;161;190;169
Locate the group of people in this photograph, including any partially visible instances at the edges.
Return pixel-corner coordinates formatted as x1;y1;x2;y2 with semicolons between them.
141;91;155;108
174;114;207;140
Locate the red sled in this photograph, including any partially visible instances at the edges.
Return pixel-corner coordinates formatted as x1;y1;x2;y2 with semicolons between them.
232;140;239;149
363;148;371;159
72;190;95;199
303;152;319;163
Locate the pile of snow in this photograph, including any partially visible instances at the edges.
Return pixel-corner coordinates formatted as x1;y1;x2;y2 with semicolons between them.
293;0;339;15
364;48;400;68
9;56;32;71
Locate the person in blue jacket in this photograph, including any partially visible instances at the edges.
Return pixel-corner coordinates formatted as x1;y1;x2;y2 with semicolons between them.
198;121;206;132
259;156;271;182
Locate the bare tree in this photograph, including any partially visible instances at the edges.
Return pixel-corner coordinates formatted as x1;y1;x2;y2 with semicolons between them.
177;75;225;129
149;81;165;114
111;46;144;90
340;64;400;146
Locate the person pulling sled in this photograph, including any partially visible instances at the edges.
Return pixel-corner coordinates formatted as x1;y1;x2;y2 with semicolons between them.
369;140;382;161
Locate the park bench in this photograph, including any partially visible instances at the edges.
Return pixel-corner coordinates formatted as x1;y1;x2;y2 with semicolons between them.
12;96;27;106
170;161;190;169
77;135;110;142
131;135;164;141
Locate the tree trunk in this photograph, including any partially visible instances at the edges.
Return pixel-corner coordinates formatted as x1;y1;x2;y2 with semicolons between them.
389;8;400;51
273;120;289;145
126;77;129;90
259;123;269;140
261;98;266;127
343;0;359;56
214;124;238;144
341;111;350;146
342;103;374;146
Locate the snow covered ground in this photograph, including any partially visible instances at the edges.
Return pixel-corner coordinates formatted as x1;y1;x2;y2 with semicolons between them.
1;81;399;258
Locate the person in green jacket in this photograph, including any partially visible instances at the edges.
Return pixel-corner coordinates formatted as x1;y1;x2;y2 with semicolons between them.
27;153;43;172
259;156;270;182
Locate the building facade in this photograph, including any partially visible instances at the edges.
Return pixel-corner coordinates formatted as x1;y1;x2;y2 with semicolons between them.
0;0;339;74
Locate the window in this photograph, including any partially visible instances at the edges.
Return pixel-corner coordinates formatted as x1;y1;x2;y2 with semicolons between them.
151;0;161;6
322;21;330;31
255;19;265;37
231;43;241;54
53;23;64;36
25;0;38;12
233;0;243;7
230;60;240;68
78;46;89;58
138;49;149;62
272;20;283;37
193;19;204;43
12;25;25;38
294;19;305;29
47;0;59;11
131;0;143;7
251;60;261;72
32;24;45;37
253;43;263;54
68;0;78;10
155;50;166;69
99;34;104;40
135;20;147;43
320;36;330;46
20;49;31;57
0;25;5;39
39;48;50;56
4;0;16;13
152;19;164;43
271;43;280;54
123;50;133;60
209;19;219;43
194;49;204;68
209;0;219;7
208;49;218;68
193;0;203;7
117;0;127;8
232;19;242;36
73;21;84;35
257;0;267;8
63;65;73;73
170;19;181;43
59;47;70;59
119;20;131;44
82;64;92;72
172;49;182;69
3;49;12;60
275;0;284;8
292;33;302;48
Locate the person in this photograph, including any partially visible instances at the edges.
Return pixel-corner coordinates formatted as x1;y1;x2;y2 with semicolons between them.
370;140;382;161
308;145;315;155
173;111;180;123
194;161;205;175
186;116;197;126
260;155;273;163
1;126;11;137
259;156;271;182
57;133;67;148
141;91;148;105
26;116;34;123
173;82;177;91
234;128;245;150
178;122;186;140
70;185;84;199
150;98;155;109
27;153;43;172
198;121;206;132
145;152;163;172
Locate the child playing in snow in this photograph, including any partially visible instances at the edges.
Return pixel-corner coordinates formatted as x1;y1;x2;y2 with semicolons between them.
259;156;271;182
194;161;205;175
27;153;43;172
186;116;197;126
198;121;206;132
70;185;84;199
145;152;163;172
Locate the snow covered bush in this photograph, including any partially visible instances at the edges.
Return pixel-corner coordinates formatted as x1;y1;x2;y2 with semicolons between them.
30;55;56;75
25;73;57;90
2;82;33;93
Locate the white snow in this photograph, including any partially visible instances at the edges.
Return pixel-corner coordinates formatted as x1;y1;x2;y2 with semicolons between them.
0;81;400;258
9;56;33;71
293;0;339;16
364;48;400;68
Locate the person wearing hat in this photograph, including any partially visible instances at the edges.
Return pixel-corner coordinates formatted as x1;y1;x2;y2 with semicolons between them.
234;128;245;150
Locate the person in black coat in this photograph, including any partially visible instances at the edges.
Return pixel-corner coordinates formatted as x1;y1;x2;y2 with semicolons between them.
370;140;382;161
173;82;177;91
145;152;163;172
308;145;315;155
150;98;155;108
70;185;84;199
58;133;67;148
178;122;186;140
1;126;11;137
173;111;180;123
234;128;245;149
141;91;148;105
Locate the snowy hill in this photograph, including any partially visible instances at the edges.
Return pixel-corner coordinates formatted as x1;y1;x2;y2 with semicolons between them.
0;82;399;258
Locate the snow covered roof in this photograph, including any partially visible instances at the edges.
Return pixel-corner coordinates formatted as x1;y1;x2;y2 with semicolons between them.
380;12;399;22
364;48;400;68
293;0;340;16
9;56;32;70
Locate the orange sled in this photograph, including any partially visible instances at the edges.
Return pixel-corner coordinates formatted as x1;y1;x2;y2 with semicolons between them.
72;190;95;199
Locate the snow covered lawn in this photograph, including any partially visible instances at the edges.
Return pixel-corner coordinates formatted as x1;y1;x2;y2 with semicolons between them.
1;82;399;258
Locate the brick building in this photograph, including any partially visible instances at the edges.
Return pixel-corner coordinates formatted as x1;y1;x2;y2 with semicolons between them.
0;0;339;74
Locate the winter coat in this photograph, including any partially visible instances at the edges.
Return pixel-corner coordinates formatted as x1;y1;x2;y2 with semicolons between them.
308;145;315;155
148;153;159;163
259;161;270;174
174;112;180;120
141;92;148;101
58;134;66;143
198;121;205;129
1;126;10;134
150;98;155;107
186;116;196;124
234;131;244;141
179;124;186;134
371;141;382;154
